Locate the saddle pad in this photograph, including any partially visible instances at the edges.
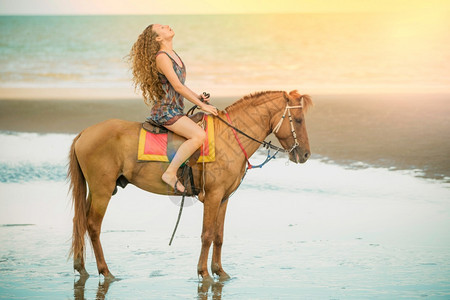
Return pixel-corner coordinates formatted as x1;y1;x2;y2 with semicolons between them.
138;115;215;163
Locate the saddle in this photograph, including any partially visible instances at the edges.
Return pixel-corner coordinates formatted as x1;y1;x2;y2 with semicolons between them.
142;112;205;167
141;112;206;196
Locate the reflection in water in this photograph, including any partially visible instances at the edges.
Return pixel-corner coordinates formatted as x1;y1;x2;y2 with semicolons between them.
197;280;225;300
73;276;88;300
73;275;226;299
73;276;114;300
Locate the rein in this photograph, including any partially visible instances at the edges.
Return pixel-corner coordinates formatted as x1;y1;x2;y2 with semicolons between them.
216;113;280;169
187;94;304;169
215;114;284;153
170;95;303;245
187;102;283;153
215;101;303;169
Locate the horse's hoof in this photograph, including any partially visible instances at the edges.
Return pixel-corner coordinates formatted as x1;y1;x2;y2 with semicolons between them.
218;272;231;282
79;269;90;278
74;258;89;278
212;264;231;282
75;266;89;278
200;274;214;285
103;273;118;282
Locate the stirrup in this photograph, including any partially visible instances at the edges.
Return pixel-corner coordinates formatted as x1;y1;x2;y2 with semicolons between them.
173;179;185;195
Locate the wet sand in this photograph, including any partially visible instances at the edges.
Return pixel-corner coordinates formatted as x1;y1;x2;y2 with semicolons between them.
1;89;450;299
0;90;449;180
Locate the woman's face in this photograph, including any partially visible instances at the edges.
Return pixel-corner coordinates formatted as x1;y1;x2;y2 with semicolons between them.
153;24;175;41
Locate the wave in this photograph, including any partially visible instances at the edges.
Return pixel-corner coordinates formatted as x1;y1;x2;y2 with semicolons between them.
0;132;73;183
0;162;66;183
0;132;448;203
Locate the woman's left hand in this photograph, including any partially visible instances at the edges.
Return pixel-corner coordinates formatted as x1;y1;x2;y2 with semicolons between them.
199;103;218;116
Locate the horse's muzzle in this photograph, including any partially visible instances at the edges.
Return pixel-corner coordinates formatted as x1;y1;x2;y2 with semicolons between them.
290;148;310;164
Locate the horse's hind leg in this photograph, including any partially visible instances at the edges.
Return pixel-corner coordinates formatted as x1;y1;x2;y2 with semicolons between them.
211;198;231;281
74;249;89;278
87;191;115;280
74;194;91;278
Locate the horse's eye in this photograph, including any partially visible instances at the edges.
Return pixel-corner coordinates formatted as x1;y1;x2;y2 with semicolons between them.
295;118;303;124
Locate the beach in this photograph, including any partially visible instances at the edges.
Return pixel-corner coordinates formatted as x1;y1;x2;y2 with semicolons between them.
1;88;450;300
2;93;450;299
1;88;449;181
1;12;450;299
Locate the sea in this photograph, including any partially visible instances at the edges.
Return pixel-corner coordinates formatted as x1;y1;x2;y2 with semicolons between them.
1;13;450;299
0;13;449;93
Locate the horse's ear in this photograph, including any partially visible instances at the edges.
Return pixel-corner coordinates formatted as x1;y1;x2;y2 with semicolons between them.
289;90;313;113
289;90;302;100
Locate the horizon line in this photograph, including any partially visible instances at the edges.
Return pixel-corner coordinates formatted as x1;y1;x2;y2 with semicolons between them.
0;11;419;17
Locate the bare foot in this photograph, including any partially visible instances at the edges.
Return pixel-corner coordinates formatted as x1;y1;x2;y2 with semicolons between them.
162;173;185;193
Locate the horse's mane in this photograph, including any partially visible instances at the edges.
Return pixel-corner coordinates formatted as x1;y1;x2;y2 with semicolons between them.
225;90;312;113
225;91;284;112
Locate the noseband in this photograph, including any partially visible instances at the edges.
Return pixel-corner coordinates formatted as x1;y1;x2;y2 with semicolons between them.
273;99;303;153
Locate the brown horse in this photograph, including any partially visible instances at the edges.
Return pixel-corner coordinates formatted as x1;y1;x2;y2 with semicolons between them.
68;90;312;282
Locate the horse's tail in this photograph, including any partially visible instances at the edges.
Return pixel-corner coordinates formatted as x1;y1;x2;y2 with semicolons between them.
67;132;88;260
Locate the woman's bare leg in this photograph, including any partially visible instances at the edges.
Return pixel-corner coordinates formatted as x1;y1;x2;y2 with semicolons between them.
162;116;206;192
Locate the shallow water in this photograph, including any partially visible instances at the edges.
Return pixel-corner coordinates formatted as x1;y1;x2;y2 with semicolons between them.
0;132;450;299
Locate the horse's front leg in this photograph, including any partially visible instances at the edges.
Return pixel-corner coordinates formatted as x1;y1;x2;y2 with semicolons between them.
197;191;223;282
211;198;231;281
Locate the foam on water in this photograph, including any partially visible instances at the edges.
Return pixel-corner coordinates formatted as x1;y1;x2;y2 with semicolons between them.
245;151;450;201
1;131;449;192
0;131;74;164
0;132;74;183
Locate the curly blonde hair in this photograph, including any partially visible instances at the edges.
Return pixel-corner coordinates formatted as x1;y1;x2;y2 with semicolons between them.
129;24;164;106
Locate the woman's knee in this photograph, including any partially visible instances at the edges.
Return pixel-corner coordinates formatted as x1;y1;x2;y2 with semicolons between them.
192;130;206;146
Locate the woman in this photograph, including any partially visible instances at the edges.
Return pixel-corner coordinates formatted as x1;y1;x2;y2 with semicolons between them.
129;24;218;193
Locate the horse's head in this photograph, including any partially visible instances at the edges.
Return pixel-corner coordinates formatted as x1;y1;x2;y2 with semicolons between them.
271;90;312;164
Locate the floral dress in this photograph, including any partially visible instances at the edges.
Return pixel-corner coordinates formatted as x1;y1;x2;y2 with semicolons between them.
147;50;186;125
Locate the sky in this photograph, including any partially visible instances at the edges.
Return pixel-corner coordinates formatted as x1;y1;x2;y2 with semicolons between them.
1;0;449;15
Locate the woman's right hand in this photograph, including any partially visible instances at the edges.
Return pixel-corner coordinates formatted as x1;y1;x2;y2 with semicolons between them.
199;103;218;116
200;92;211;103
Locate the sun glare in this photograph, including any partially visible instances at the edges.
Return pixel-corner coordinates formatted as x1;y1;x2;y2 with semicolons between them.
1;0;449;15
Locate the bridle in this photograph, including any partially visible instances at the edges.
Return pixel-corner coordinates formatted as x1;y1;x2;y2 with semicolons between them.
214;95;304;169
272;102;303;153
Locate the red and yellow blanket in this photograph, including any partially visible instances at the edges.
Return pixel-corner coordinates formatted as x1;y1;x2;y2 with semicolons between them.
138;115;215;163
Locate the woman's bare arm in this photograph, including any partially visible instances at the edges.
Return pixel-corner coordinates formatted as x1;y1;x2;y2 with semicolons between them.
156;54;217;115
